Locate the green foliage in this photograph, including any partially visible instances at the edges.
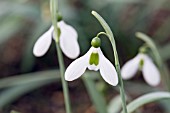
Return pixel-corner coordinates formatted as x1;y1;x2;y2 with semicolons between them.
0;0;170;112
121;92;170;113
83;74;107;113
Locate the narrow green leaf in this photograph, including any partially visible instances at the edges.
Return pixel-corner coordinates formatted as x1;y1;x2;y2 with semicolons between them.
108;95;122;113
0;70;99;89
0;70;59;88
82;74;107;113
121;92;170;113
0;80;57;109
0;71;99;109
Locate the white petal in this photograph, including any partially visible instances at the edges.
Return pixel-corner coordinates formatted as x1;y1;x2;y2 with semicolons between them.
142;55;161;86
65;47;93;81
121;54;141;79
33;26;54;57
58;21;78;39
98;48;118;86
58;21;80;59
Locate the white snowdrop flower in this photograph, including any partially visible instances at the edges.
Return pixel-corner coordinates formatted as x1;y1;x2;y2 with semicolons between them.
65;37;118;86
121;53;161;86
33;20;80;59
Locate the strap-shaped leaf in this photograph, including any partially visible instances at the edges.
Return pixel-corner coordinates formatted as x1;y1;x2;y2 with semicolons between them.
82;75;107;113
121;92;170;113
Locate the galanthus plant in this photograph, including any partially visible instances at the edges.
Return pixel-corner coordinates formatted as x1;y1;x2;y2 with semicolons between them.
33;20;80;59
121;52;161;86
32;0;80;113
65;37;118;86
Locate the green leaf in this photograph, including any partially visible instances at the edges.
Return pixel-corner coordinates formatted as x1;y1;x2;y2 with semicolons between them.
0;70;99;89
108;95;123;113
0;70;60;88
121;92;170;113
0;70;99;109
0;70;60;109
82;74;107;113
0;80;57;109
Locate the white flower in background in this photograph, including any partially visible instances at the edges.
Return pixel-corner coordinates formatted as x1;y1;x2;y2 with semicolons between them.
121;53;161;86
33;20;80;59
65;37;118;86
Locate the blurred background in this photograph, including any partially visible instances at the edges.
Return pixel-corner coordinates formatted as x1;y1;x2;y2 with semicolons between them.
0;0;170;113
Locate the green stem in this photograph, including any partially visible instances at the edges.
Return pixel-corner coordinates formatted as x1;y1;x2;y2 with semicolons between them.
56;43;72;113
50;0;59;42
92;11;128;113
136;32;170;91
50;0;72;113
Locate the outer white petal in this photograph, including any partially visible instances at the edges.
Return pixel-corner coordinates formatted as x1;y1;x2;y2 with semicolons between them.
98;48;118;86
121;54;141;79
58;21;80;59
65;47;93;81
58;21;78;39
33;26;54;57
142;55;161;86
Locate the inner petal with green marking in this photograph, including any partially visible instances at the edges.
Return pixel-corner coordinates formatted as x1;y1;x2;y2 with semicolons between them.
89;52;99;66
139;59;144;70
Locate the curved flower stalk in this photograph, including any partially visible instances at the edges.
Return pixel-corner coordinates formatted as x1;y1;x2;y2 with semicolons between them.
91;11;128;113
33;20;80;59
121;53;161;86
65;37;118;86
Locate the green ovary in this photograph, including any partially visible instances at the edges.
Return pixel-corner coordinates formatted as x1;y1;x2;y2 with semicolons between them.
89;52;99;66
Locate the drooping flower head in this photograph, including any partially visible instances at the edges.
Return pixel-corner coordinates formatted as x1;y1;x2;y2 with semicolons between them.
65;37;118;86
121;53;161;86
33;20;80;59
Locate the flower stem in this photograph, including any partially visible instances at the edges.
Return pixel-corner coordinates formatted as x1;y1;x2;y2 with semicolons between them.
92;11;128;113
56;43;72;113
50;0;59;42
136;32;170;91
50;0;72;113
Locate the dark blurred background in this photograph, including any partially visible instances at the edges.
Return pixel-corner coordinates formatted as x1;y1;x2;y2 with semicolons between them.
0;0;170;113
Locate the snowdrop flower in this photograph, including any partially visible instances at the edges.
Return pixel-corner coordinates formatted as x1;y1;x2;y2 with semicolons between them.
65;37;118;86
33;20;80;59
121;53;161;86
